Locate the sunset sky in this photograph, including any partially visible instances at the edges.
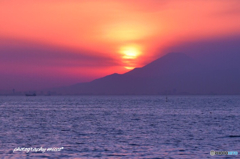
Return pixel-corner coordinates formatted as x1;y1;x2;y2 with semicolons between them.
1;0;240;91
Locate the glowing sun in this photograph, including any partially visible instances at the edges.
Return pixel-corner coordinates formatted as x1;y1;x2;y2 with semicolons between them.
119;44;142;70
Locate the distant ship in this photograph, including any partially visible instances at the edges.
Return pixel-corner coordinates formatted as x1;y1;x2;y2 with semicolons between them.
25;93;36;96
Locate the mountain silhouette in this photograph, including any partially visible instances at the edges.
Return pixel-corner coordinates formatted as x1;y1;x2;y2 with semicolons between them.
55;52;240;95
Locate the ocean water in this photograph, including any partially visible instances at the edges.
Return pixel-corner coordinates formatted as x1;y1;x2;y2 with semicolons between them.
0;96;240;158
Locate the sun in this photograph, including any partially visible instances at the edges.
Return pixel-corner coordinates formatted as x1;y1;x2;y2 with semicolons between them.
122;48;139;59
119;44;142;70
125;66;135;70
120;44;141;59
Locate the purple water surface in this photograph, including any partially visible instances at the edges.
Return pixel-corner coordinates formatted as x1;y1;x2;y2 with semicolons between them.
0;96;240;158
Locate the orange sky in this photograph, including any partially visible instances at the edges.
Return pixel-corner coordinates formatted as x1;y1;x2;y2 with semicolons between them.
0;0;240;90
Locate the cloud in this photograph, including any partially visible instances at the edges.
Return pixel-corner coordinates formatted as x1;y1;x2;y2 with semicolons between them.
0;38;123;91
0;38;119;68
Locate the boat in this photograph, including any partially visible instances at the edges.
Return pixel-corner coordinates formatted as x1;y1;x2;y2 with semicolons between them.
25;93;36;96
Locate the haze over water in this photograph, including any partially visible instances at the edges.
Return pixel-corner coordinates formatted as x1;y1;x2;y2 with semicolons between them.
1;96;240;158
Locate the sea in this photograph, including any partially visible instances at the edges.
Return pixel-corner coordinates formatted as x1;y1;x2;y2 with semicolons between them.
0;96;240;158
